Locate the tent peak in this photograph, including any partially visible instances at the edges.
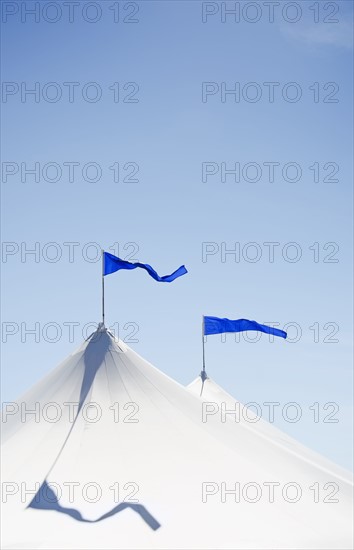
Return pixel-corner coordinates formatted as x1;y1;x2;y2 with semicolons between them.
85;322;127;354
200;370;208;382
85;322;108;342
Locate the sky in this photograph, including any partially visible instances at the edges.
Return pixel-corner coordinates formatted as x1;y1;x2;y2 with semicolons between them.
1;0;353;470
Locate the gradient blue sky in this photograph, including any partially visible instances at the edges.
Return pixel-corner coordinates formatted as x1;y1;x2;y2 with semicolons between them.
1;1;353;469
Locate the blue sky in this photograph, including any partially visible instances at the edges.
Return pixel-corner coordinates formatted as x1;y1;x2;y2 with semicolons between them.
1;1;353;469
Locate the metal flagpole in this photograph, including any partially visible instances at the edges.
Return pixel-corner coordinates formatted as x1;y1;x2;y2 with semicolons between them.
201;315;207;396
102;250;105;326
202;315;206;374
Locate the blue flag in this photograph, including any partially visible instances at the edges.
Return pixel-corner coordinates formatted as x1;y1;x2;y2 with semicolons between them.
204;317;287;339
103;252;188;283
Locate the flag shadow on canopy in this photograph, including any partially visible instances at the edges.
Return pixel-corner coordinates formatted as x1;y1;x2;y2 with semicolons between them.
28;481;161;530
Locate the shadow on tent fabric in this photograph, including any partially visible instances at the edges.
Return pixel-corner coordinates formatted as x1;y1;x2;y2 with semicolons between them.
28;330;161;531
78;328;112;415
28;481;161;531
39;328;115;479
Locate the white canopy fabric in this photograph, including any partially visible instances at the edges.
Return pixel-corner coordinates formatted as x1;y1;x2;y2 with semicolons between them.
187;375;352;480
1;327;353;549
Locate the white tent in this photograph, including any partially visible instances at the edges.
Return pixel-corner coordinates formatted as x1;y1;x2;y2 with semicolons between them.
1;326;353;549
188;374;353;487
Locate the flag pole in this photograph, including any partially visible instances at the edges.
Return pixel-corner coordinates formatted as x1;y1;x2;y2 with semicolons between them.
102;250;105;326
201;315;207;395
202;315;206;374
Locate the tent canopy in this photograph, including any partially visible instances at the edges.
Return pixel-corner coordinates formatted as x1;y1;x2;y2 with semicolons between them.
2;326;353;549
